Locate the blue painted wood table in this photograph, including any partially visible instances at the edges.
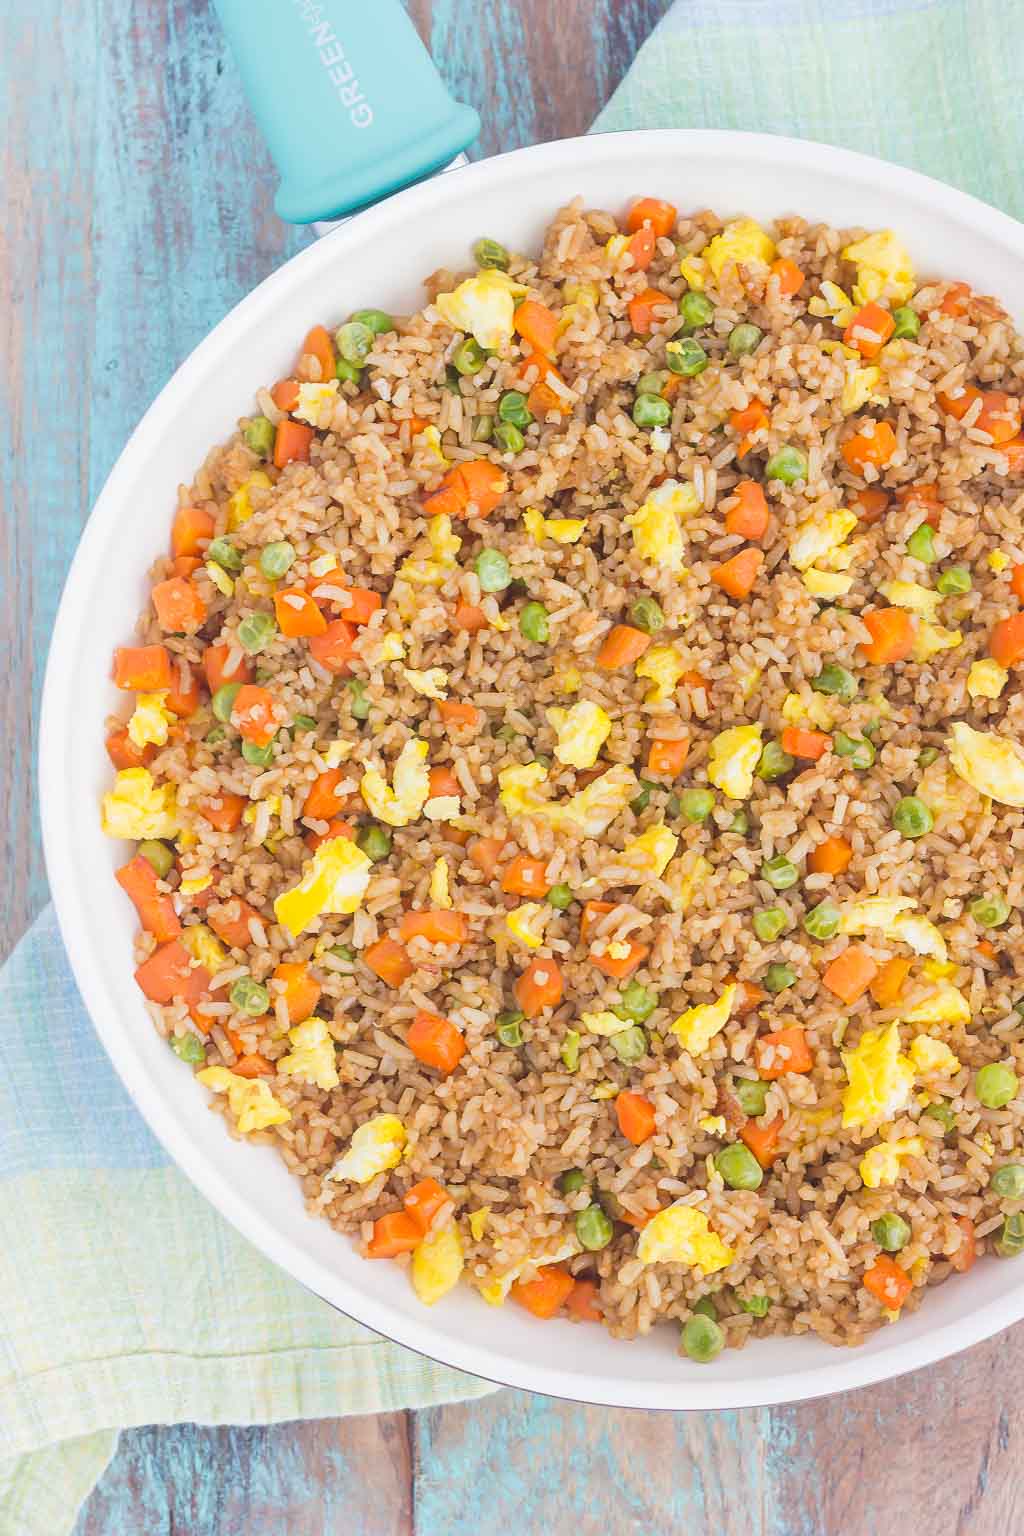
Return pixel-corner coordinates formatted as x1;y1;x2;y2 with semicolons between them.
2;0;1023;1530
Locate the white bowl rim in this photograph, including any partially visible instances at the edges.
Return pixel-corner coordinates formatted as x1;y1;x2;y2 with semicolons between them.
39;127;1024;1410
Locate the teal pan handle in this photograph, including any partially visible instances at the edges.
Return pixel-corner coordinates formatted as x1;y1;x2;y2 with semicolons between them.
212;0;480;223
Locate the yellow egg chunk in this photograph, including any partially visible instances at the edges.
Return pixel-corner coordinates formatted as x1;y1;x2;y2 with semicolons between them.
580;1010;631;1037
841;365;886;415
468;1208;490;1241
803;568;854;599
840;1022;915;1128
671;984;737;1056
505;902;550;949
625;479;700;573
789;509;857;571
435;270;524;351
361;738;431;826
904;981;971;1026
498;761;550;817
948;721;1024;807
401;667;450;701
226;470;271;530
294;380;340;429
476;1238;580;1306
101;768;179;841
841;231;915;306
703;218;776;278
327;1115;407;1185
273;836;373;938
197;1067;291;1135
782;691;835;730
707;725;763;800
666;852;711;913
967;659;1009;700
429;857;452;909
909;1035;960;1076
523;507;587;545
127;692;175;750
637;1204;735;1272
427;514;461;565
547;699;612;769
616;824;679;883
278;1018;340;1091
181;924;228;974
839;897;947;961
860;1137;924;1189
411;1222;465;1305
635;644;686;703
912;623;962;663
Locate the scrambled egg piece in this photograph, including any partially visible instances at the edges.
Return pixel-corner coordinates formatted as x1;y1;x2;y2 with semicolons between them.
839;897;947;961
327;1114;407;1185
273;836;373;937
671;984;737;1056
734;662;761;700
423;796;460;822
789;509;857;571
498;761;549;817
378;633;408;662
401;515;463;587
949;721;1024;807
523;507;587;545
703;219;776;279
401;667;449;701
841;231;915;306
477;1237;580;1305
624;480;699;574
860;1136;924;1188
909;1035;960;1076
322;740;354;770
421;425;449;465
637;1203;735;1272
435;270;524;351
411;1223;464;1305
968;659;1009;700
707;724;763;800
636;644;686;703
226;470;272;530
581;1010;632;1037
127;693;175;749
988;549;1010;573
879;581;941;622
468;1208;490;1241
912;623;962;663
181;924;227;974
554;661;581;694
429;514;461;565
206;561;234;597
781;691;835;730
808;280;857;325
278;1018;339;1091
294;380;339;429
196;1067;290;1134
429;857;451;909
547;700;612;769
505;902;550;949
905;981;970;1025
841;365;886;415
361;738;431;826
606;233;630;268
101;768;178;841
841;1022;915;1128
617;824;679;882
804;569;854;598
699;1115;727;1137
179;872;212;897
498;761;638;837
667;851;710;913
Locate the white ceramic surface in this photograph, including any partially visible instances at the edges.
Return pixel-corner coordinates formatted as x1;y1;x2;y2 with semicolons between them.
40;130;1024;1409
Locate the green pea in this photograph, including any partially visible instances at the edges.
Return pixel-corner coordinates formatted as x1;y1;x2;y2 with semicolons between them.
576;1204;614;1251
803;899;841;941
863;719;882;740
638;370;670;398
811;663;858;701
292;715;317;734
241;739;275;766
995;1212;1024;1258
917;746;940;769
547;882;574;910
870;1213;911;1253
519;601;550;644
757;741;795;781
444;365;463;396
451;337;485;376
666;337;708;377
633;393;672;428
496;1007;524;1033
765;445;808;485
753;908;788;942
762;855;798;890
335;320;375;364
628;596;665;635
497;1018;524;1047
336;358;363;384
211;683;242;723
728;323;763;357
346;678;371;720
615;980;658;1022
356;823;392;863
472;414;495;442
136;839;174;879
499;390;533;428
907;523;937;563
349;308;394;336
1015;999;1024;1018
611;1025;648;1063
259;541;295;581
692;1295;718;1320
682;1313;725;1363
991;1164;1024;1198
329;943;356;963
243;416;276;459
678;291;715;331
891;306;920;340
494;421;525;453
737;1294;770;1317
474;237;510;271
715;1142;764;1190
680;788;715;824
630;780;657;815
237;612;277;654
205;726;227;745
229;976;270;1016
833;731;875;770
476;548;511;592
922;1101;956;1133
975;1061;1019;1108
729;809;750;836
558;1168;587;1195
936;565;972;596
735;1078;770;1118
763;962;796;993
170;1031;206;1065
206;537;242;573
560;1029;581;1072
969;893;1010;928
892;796;933;839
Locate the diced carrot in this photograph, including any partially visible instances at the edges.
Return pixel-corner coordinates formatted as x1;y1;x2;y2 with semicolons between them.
770;257;804;297
1001;439;1024;475
740;1113;784;1168
858;607;916;664
183;871;220;910
754;1026;814;1079
565;1277;603;1323
334;587;383;626
841;420;898;473
367;1211;422;1258
300;324;335;382
807;835;853;876
976;939;996;960
232;1053;274;1079
271;378;299;412
596;624;652;669
647;737;690;777
682;670;709;692
274;419;315;469
514;956;564;1017
305;817;356;853
171;505;215;558
116;855;181;944
843;301;895;359
221;1023;246;1053
134;940;210;1005
849;487;889;526
863;1254;912;1309
364;936;413;988
172;555;204;582
869;956;913;1008
989;612;1024;667
510;1265;575;1319
203;642;253;691
423;460;507;519
616;1090;657;1144
273;586;327;638
627;287;672;335
949;1215;977;1273
445;826;472;847
514;299;559;357
523;353;573;417
198;792;248;833
303;768;346;821
468;836;506;878
724;480;770;541
618;1207;658;1230
974;391;1021;445
734;980;767;1015
626;225;657;272
591;940;649;980
625;197;677;238
151;576;207;634
1011;565;1024;600
729;399;770;456
403;1177;451;1235
207;897;262;949
105;727;154;770
501;855;550;898
938;282;970;318
821;945;878;1005
452;600;488;633
399;910;469;946
780;727;831;761
894;480;941;512
308;618;358;674
579;899;615;942
165;660;203;719
937;385;981;423
272;961;321;1024
112;644;173;692
230;684;278;747
710;547;764;599
438;699;481;731
427;766;461;800
407;1009;467;1074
